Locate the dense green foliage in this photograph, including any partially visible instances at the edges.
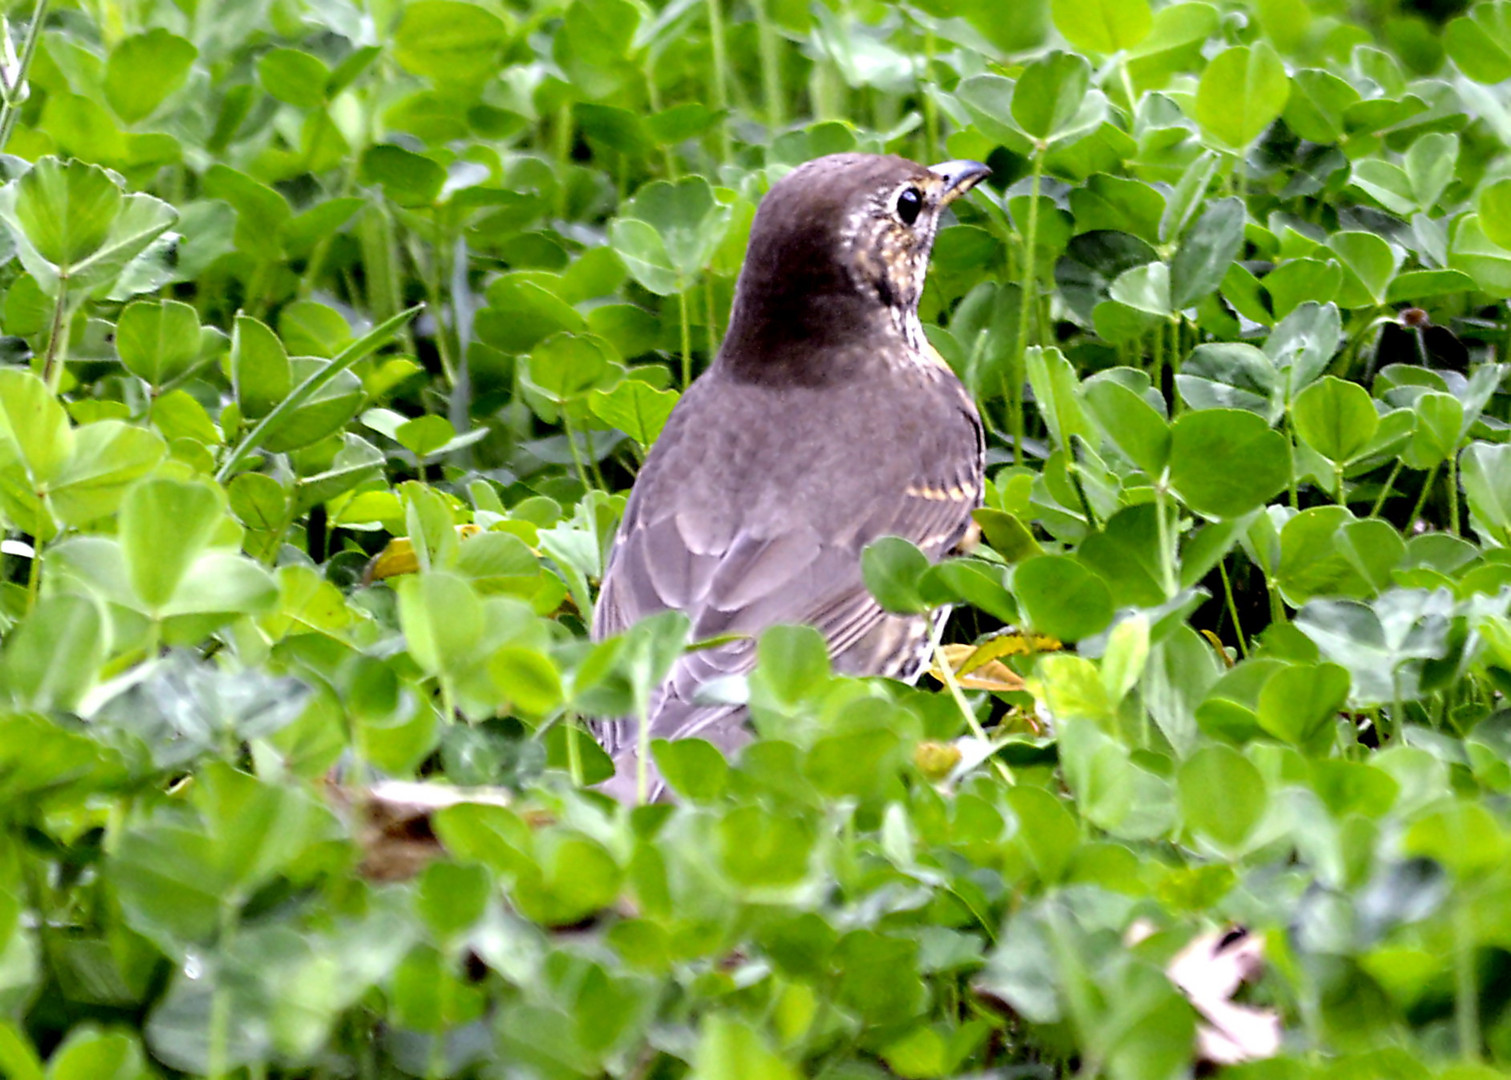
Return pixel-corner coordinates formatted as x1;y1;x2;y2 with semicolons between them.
3;0;1511;1074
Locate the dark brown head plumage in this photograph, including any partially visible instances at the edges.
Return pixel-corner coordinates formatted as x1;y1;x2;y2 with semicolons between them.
590;152;990;801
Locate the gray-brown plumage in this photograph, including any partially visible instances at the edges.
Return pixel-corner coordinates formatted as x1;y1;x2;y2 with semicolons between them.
591;152;990;800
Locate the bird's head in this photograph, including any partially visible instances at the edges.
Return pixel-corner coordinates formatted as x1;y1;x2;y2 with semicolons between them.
721;153;990;381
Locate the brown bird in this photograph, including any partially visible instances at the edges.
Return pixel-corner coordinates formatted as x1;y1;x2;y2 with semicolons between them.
590;152;990;800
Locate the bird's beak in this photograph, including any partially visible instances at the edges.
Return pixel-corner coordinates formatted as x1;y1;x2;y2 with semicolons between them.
930;159;991;203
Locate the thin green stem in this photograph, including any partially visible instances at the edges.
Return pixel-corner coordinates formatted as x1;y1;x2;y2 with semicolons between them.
1218;557;1249;659
1450;900;1474;1063
564;714;584;788
929;615;1013;785
1153;484;1177;598
677;283;693;388
561;410;593;493
1370;458;1404;518
754;0;784;132
1448;449;1460;538
1010;148;1046;467
705;0;732;163
40;282;70;391
208;897;238;1080
921;29;939;160
1118;59;1137;117
704;277;719;361
0;0;48;152
1407;464;1440;534
217;305;419;482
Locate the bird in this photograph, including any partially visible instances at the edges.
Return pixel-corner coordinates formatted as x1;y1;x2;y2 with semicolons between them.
590;152;991;801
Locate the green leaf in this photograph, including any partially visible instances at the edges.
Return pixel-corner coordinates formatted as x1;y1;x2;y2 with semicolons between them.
1176;343;1281;421
1405;391;1464;470
651;738;729;802
1256;661;1349;749
1052;0;1151;54
360;145;447;208
588;380;679;447
397;571;484;677
1013;555;1114;641
202;166;290;262
1170;197;1245;310
1168;409;1291;519
49;421;165;527
1195;43;1290;149
1011;52;1106;145
488;647;563;716
1445;1;1511;83
1329;231;1400;307
119;476;227;612
1025;345;1093;450
1461;442;1511;545
217;306;419;482
230;315;291;420
0;158;178;297
1264;258;1342;319
619;177;730;281
861;536;933;615
526;333;614;404
1;157;120;270
718;805;815;889
1177;744;1267;852
416;861;490;943
105;30;197;124
1450;213;1511;293
691;1015;799;1080
955;76;1028;150
1405;132;1458;211
117;298;202;386
256;47;331;109
393;0;511;85
1081;374;1172;474
1291;375;1379;465
0;368;73;489
1477;178;1511;251
1;594;104;712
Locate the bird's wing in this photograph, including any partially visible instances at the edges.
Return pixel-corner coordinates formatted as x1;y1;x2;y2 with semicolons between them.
592;392;983;752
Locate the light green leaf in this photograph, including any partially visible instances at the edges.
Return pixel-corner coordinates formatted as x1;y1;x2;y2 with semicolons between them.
1051;0;1151;54
1195;43;1290;150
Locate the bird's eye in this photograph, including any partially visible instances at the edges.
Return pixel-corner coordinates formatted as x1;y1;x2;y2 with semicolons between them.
895;186;923;226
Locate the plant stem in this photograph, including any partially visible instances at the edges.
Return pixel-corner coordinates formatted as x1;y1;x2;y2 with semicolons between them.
705;0;732;163
1448;448;1460;537
1118;59;1138;116
40;282;70;391
1010;147;1046;467
929;615;1013;785
704;277;719;361
564;714;584;787
0;0;47;152
561;409;593;493
1153;484;1177;598
1218;557;1249;659
208;898;238;1080
1407;464;1439;534
922;28;939;160
1456;898;1481;1060
754;0;784;132
1370;459;1404;518
677;283;693;388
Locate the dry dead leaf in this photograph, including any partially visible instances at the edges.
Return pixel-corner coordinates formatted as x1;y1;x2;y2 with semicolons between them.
361;523;485;584
1167;927;1282;1066
930;643;1027;692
